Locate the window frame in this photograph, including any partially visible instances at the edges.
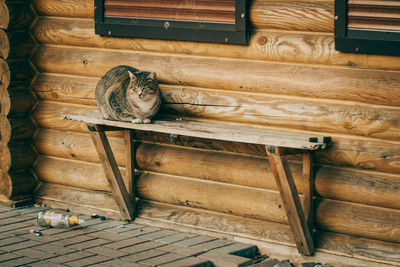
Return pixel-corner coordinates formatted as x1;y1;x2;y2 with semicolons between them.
94;0;249;45
334;0;400;56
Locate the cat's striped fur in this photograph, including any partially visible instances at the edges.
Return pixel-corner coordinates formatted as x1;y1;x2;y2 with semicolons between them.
95;65;161;124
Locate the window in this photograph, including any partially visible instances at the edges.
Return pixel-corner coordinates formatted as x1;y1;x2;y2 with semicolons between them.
334;0;400;56
94;0;249;45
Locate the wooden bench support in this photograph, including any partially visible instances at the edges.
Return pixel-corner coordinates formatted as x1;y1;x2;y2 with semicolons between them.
88;124;135;221
64;114;330;255
266;146;315;256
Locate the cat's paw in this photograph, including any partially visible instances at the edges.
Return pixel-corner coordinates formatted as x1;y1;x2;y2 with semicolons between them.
131;118;142;124
143;119;151;124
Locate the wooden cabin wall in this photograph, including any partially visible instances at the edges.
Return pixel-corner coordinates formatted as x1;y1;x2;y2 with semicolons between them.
0;0;38;207
28;0;400;264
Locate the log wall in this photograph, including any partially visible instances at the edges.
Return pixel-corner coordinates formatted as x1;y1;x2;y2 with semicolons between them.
28;0;400;264
0;0;38;206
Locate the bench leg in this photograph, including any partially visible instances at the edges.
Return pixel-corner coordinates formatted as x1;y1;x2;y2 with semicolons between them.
302;151;314;236
88;124;135;221
266;146;314;256
125;130;136;214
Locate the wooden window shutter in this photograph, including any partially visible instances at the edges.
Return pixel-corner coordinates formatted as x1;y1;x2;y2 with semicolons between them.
335;0;400;56
95;0;248;45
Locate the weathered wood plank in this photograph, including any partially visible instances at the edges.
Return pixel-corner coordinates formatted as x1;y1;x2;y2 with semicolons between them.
31;17;400;71
32;101;400;175
302;152;313;234
88;124;134;220
315;199;400;243
251;0;333;32
33;129;400;210
65;114;327;150
31;46;400;106
31;0;333;32
266;146;314;255
125;130;135;206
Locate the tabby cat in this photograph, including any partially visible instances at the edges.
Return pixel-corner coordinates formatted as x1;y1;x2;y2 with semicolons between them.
95;65;161;124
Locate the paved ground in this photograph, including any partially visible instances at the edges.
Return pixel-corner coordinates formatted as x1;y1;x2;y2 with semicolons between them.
0;204;264;266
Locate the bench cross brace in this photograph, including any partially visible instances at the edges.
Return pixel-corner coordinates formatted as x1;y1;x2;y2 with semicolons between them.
88;124;136;221
266;146;315;256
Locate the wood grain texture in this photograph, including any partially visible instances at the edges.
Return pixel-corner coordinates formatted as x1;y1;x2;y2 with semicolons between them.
31;17;400;70
32;0;94;18
31;46;400;106
89;125;135;220
32;73;400;140
33;129;400;211
266;147;314;255
0;89;10;115
35;182;119;212
0;1;9;29
6;2;36;32
32;101;400;175
251;0;333;32
7;88;36;115
315;199;400;244
316;232;400;265
0;142;37;172
32;157;400;244
0;58;10;96
0;29;9;60
31;0;333;32
0;115;36;144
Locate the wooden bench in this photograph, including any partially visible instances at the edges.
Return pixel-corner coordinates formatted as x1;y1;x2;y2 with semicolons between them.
62;114;331;256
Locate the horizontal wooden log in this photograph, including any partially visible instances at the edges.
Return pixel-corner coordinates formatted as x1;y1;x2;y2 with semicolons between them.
31;0;333;32
33;158;400;243
32;181;400;264
0;90;9;116
0;114;36;144
7;87;36;115
32;101;400;175
7;30;35;59
0;169;37;199
6;2;36;32
315;232;400;265
7;59;36;86
35;182;120;213
250;0;333;32
33;129;400;210
31;46;400;106
316;199;400;243
35;156;112;191
31;18;400;71
0;58;10;96
35;156;288;223
0;29;9;59
0;141;38;172
0;1;9;29
32;74;400;140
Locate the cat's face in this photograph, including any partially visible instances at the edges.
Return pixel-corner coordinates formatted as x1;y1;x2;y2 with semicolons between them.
127;71;159;100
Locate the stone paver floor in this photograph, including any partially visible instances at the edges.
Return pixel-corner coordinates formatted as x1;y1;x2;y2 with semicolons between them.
0;204;260;266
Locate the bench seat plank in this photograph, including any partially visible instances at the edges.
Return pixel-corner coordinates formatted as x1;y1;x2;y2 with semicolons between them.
63;114;329;150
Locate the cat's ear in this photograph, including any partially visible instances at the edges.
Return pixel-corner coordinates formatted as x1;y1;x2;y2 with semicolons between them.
128;71;137;82
147;72;157;80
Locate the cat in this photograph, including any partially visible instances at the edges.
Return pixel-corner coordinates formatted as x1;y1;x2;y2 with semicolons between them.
95;65;161;124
